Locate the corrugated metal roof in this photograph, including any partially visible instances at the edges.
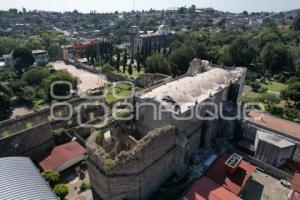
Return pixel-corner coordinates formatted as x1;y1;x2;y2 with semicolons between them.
0;157;58;200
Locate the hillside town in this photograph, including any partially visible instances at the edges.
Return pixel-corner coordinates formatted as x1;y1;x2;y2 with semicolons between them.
0;2;300;200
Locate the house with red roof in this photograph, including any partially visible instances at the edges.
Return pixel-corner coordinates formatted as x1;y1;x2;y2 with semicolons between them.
181;153;256;200
39;141;87;172
289;173;300;200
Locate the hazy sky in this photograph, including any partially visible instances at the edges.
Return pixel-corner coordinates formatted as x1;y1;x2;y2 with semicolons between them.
1;0;300;13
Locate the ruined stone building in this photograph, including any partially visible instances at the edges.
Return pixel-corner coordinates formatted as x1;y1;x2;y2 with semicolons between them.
87;59;247;200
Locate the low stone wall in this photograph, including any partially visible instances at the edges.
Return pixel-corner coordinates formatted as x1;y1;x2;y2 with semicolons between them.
65;59;128;82
0;98;105;139
0;122;55;160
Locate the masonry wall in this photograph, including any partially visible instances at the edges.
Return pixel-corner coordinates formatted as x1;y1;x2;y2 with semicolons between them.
0;122;55;160
87;126;186;200
0;98;105;139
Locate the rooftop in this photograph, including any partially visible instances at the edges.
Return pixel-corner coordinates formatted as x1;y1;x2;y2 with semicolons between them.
183;176;242;200
247;111;300;141
205;153;256;195
39;141;87;171
241;169;290;200
0;157;58;200
141;67;242;113
257;130;296;148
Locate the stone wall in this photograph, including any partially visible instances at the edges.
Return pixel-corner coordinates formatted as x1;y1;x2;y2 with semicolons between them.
87;125;188;200
134;73;171;88
65;59;128;82
0;98;105;139
0;122;54;160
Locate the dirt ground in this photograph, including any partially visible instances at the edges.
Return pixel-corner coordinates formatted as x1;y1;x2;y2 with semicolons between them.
61;163;93;200
51;61;106;93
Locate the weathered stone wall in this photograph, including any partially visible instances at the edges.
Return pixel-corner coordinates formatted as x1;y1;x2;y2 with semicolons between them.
0;122;54;160
134;73;171;88
0;98;105;139
65;59;128;82
87;126;186;200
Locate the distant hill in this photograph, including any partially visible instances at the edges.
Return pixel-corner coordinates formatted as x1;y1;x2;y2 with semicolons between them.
282;8;300;17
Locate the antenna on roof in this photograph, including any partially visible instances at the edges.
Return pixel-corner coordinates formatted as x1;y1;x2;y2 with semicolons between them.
132;0;135;11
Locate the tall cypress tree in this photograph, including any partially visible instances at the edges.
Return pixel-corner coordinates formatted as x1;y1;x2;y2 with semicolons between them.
122;48;127;74
136;51;141;73
116;48;120;72
128;63;133;76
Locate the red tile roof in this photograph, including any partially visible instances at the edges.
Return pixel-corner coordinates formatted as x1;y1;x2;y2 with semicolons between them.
39;141;86;171
292;173;300;200
292;191;300;200
184;176;242;200
247;112;300;140
205;154;256;195
292;173;300;192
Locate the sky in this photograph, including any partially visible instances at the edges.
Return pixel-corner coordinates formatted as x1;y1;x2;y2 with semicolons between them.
1;0;300;13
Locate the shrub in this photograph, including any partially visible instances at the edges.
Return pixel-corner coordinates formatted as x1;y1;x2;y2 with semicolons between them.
103;158;115;172
53;184;69;200
80;182;90;193
42;170;60;188
249;82;262;93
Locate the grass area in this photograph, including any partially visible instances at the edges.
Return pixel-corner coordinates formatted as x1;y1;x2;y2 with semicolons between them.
0;130;10;139
33;99;46;110
262;81;288;93
243;91;262;101
115;68;144;79
104;83;133;104
242;92;266;111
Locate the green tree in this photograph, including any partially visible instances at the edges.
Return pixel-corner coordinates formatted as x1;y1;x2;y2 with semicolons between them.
53;184;68;200
22;36;43;50
257;27;280;47
44;70;78;99
12;47;35;74
21;67;50;86
146;53;170;75
20;86;37;104
261;42;294;72
259;93;281;111
0;37;19;56
136;52;141;73
228;38;257;66
122;48;127;73
0;84;12;118
80;183;90;193
293;12;300;31
116;48;121;72
128;63;133;76
42;171;60;188
169;47;193;76
281;82;300;106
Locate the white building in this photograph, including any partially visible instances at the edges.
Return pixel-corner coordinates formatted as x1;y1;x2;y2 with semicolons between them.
32;50;49;65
